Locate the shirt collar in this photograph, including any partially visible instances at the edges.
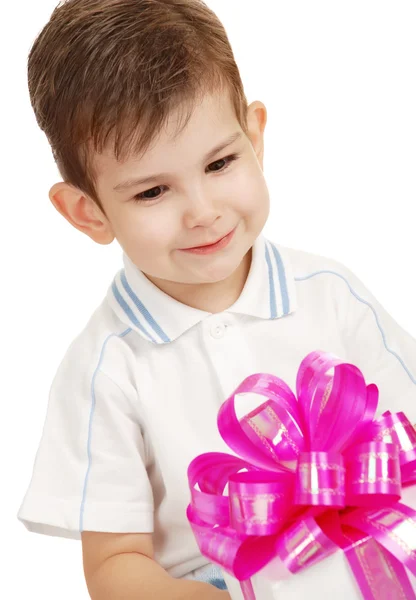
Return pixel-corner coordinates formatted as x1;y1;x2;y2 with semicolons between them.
107;235;297;344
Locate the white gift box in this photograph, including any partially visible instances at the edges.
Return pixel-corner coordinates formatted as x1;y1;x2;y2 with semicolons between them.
221;486;416;600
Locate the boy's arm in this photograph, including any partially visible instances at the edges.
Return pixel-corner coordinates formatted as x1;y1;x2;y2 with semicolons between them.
82;531;231;600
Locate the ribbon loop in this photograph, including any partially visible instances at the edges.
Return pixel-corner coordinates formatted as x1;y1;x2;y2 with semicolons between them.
345;442;401;507
376;413;416;482
295;451;345;507
240;399;304;470
229;470;294;536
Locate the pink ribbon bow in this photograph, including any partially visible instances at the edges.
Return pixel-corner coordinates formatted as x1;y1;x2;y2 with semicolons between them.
187;350;416;600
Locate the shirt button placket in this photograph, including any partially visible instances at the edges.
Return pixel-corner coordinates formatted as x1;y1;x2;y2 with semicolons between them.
204;317;242;399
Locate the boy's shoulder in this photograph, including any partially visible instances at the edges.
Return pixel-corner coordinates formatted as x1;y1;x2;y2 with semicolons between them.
276;241;371;304
276;242;354;280
275;241;386;328
56;284;136;386
70;291;132;351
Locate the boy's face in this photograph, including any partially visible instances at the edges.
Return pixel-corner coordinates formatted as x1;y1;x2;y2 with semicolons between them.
54;90;269;298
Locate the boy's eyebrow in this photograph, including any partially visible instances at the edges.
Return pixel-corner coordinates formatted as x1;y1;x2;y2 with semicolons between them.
113;131;243;192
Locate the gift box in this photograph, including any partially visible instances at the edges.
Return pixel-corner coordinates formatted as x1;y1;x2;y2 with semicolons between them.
187;351;416;600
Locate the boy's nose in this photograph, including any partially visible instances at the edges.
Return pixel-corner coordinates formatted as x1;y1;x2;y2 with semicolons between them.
182;190;222;229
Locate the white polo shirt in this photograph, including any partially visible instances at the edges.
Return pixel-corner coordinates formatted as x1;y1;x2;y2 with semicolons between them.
17;234;416;578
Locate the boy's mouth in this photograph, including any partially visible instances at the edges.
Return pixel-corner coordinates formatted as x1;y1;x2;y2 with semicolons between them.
180;227;236;255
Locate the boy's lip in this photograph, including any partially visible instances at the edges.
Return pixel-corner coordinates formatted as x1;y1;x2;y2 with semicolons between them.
181;228;235;250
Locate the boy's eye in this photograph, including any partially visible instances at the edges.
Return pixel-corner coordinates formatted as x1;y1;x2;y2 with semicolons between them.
133;153;240;203
207;158;228;172
206;153;239;173
138;186;165;200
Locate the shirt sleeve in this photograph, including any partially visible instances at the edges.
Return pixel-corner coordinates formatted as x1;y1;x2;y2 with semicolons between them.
335;265;416;423
17;338;154;539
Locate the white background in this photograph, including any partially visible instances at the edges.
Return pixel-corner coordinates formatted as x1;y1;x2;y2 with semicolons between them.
2;1;416;598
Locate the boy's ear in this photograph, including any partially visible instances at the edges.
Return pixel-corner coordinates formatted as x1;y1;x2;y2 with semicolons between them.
246;100;267;169
49;182;115;245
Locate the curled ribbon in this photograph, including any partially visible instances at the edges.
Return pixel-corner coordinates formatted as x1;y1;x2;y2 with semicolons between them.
187;350;416;600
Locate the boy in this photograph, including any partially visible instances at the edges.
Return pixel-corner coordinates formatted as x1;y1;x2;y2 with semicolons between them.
17;1;416;599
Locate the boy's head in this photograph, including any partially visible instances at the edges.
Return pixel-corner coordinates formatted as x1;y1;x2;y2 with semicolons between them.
29;0;269;295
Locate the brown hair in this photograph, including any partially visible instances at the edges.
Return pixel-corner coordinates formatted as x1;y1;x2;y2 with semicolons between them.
28;0;248;211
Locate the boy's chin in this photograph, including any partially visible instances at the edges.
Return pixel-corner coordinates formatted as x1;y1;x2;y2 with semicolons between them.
192;264;246;285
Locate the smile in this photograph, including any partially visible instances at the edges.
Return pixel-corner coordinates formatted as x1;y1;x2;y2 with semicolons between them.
180;227;236;255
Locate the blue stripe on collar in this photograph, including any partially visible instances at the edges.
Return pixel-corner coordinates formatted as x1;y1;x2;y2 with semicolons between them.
120;271;171;343
265;241;290;318
111;280;158;343
270;243;290;315
264;243;278;318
